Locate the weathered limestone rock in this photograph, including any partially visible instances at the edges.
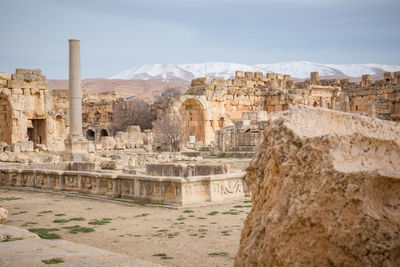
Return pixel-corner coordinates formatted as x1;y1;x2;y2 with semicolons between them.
0;153;9;162
100;160;122;170
235;105;400;267
115;142;126;150
88;142;95;153
20;141;33;152
0;208;8;224
0;142;7;152
101;137;116;150
35;144;47;152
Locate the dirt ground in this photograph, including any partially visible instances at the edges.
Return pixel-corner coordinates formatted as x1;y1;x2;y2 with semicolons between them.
0;188;251;266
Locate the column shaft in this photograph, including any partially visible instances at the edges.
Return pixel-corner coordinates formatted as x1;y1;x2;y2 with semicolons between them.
69;39;82;136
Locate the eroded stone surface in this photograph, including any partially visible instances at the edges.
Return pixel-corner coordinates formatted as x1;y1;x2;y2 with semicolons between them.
235;105;400;266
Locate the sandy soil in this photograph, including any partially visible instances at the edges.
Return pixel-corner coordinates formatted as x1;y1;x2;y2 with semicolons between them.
0;188;251;266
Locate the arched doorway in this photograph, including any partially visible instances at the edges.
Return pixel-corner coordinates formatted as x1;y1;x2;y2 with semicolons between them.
0;97;12;144
179;98;206;143
86;129;95;140
100;129;108;137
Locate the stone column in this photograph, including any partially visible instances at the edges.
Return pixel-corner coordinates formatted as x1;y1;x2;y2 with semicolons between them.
68;39;83;137
64;39;88;160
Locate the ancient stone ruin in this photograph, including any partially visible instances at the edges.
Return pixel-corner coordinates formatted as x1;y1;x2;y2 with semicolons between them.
235;105;400;266
168;70;400;151
0;39;399;210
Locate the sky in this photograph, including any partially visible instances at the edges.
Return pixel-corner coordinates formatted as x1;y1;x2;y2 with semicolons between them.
1;0;399;79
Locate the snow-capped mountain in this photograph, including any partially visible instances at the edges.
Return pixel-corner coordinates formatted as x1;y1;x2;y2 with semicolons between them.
109;61;400;82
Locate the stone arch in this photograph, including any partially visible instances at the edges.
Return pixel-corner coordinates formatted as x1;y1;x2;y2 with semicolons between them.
0;97;12;144
55;114;64;138
179;98;206;143
86;129;95;140
100;129;109;137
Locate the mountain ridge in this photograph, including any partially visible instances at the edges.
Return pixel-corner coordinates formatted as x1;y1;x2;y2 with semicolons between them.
109;61;400;82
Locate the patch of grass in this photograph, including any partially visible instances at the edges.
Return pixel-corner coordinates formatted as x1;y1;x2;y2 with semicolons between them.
41;258;64;264
183;209;194;213
243;200;251;203
39;210;52;214
85;208;92;210
197;217;207;220
88;218;112;225
1;235;23;242
53;219;70;224
54;214;66;217
222;211;239;215
106;198;132;203
0;197;22;201
176;217;186;221
11;211;27;215
134;213;149;217
208;252;229;257
210;222;217;224
157;229;168;232
21;222;38;227
109;228;116;230
233;205;251;208
153;253;173;259
28;228;60;239
198;228;208;233
188;215;195;218
207;211;219;216
69;217;85;221
134;234;142;237
221;230;231;236
62;225;94;234
167;232;179;238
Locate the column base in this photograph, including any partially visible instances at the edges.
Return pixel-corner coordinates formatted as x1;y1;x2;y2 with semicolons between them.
63;135;89;161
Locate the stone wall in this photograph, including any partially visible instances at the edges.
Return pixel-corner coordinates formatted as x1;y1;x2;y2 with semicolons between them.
82;91;120;141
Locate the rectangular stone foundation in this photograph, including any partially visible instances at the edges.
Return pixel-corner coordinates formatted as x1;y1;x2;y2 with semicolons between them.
0;168;249;206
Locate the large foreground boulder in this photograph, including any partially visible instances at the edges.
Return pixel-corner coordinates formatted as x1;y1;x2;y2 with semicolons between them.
235;105;400;267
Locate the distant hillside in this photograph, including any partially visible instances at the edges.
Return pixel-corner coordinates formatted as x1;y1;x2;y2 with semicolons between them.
48;78;188;102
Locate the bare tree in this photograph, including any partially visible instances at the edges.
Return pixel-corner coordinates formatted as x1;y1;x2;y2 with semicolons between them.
112;99;156;131
153;112;185;151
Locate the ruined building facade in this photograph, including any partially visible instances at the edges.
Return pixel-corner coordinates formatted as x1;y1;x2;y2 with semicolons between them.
0;69;142;151
171;70;400;148
0;69;68;151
